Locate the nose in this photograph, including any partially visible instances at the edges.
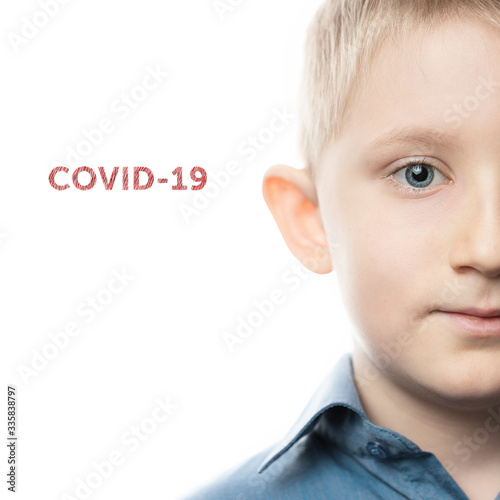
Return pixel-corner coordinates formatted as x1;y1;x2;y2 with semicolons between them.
449;176;500;279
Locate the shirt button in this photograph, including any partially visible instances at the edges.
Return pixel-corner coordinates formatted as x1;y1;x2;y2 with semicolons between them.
366;441;388;459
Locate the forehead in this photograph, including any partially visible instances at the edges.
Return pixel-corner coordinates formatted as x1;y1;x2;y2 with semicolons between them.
320;17;500;172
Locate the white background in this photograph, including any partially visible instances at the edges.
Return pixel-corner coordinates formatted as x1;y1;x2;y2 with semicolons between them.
1;1;353;498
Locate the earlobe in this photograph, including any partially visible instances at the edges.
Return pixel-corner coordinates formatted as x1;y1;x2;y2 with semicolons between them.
262;164;332;274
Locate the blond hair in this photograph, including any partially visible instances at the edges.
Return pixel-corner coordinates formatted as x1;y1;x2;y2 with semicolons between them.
299;0;500;183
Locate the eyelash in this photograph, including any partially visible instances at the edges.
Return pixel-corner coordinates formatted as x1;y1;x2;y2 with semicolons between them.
383;159;444;196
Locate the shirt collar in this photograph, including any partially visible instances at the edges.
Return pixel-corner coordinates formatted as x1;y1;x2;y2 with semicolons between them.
257;352;365;474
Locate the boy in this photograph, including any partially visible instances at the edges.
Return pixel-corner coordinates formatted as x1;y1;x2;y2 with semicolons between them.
185;0;500;498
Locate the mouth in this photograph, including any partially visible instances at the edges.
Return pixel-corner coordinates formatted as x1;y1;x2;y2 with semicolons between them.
443;307;500;318
435;308;500;336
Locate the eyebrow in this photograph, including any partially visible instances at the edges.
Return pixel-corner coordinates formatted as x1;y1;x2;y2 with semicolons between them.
367;125;465;154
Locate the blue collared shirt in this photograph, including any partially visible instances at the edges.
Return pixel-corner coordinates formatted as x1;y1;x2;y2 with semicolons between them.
183;352;500;499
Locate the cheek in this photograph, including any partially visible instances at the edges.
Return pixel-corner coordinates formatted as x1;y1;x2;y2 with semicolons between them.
325;191;439;351
341;224;413;347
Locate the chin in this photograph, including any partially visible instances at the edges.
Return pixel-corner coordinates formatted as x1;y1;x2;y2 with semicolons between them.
440;386;500;408
421;368;500;410
407;346;500;407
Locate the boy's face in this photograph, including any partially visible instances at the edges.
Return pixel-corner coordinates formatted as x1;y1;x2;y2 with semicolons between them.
315;18;500;407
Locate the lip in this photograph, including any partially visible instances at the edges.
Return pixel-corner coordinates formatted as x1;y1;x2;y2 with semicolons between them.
443;307;500;318
436;309;500;336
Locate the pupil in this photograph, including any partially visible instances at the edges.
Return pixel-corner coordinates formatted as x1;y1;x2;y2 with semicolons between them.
412;165;428;182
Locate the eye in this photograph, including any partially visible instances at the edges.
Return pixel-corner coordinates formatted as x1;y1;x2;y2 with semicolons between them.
385;159;449;195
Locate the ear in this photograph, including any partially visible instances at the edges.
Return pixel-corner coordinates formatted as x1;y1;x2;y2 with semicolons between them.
262;164;332;274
